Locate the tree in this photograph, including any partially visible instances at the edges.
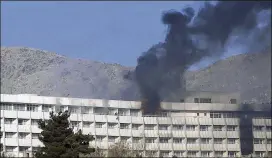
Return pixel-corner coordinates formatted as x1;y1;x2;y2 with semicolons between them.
35;111;95;158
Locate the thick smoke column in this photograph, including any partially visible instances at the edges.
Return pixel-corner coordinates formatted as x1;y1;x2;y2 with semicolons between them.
128;1;271;115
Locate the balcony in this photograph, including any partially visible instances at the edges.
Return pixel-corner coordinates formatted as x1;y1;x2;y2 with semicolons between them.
253;131;266;138
252;118;266;126
107;115;119;123
144;130;158;137
4;124;17;132
31;112;43;119
172;117;185;124
226;131;239;138
17;111;31;119
213;131;227;138
4;138;17;146
225;118;239;125
131;117;144;124
200;144;213;151
120;129;132;137
172;131;186;137
173;144;186;150
119;116;131;123
3;111;17;118
254;144;267;151
214;144;226;151
145;143;159;150
32;139;43;147
82;114;95;122
159;143;172;150
227;144;240;151
199;131;213;138
186;131;199;138
19;139;32;146
199;118;212;125
158;130;172;137
95;128;108;135
157;117;172;124
187;144;200;150
94;115;107;122
107;128;119;136
18;125;31;132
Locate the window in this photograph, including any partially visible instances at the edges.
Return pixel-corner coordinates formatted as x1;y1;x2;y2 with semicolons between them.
96;136;104;142
70;121;79;127
81;106;90;114
228;151;236;157
132;137;141;143
214;151;223;157
120;137;129;142
69;107;79;114
230;99;237;104
173;138;183;143
173;151;183;157
32;133;40;139
108;123;117;129
187;151;197;157
32;147;39;152
201;138;210;144
18;119;28;125
95;122;104;128
19;133;29;139
130;109;139;116
173;125;183;130
27;104;38;112
132;124;141;130
120;123;129;129
19;146;29;152
214;138;223;144
187;138;197;144
0;103;13;111
5;146;15;152
159;125;168;130
254;126;264;131
255;151;265;157
227;138;236;144
31;119;39;126
108;136;116;143
145;124;155;130
118;109;127;116
201;151;210;157
213;125;223;131
5;118;14;124
227;125;236;131
146;151;157;156
267;126;272;131
200;125;209;131
83;122;92;128
5;132;15;138
145;138;155;143
186;125;196;131
14;104;25;111
42;105;51;112
267;139;272;144
160;151;170;157
254;138;264;144
223;113;237;118
210;113;221;118
200;98;212;103
159;138;169;143
194;98;199;103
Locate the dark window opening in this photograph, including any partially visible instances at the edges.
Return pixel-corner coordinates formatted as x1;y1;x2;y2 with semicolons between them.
230;99;237;104
200;98;212;103
194;98;199;103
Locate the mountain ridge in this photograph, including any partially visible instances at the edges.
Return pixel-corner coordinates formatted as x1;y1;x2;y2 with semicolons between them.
1;46;271;104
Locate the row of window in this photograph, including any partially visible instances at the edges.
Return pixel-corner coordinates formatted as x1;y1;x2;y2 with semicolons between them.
193;98;237;104
2;145;240;157
1;103;241;118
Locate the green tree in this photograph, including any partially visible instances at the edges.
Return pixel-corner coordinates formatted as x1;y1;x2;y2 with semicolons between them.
35;111;95;158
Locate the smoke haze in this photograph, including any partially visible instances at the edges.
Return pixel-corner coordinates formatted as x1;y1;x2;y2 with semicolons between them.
126;1;271;115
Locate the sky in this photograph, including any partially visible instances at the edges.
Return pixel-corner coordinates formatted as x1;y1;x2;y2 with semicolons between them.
1;1;241;70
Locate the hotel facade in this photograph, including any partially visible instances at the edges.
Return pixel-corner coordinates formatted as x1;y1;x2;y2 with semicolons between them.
0;92;271;157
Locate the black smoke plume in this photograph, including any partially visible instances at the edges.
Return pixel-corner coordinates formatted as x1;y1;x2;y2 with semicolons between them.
125;1;271;115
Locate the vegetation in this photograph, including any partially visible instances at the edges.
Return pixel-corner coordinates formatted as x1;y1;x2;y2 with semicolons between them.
34;111;95;158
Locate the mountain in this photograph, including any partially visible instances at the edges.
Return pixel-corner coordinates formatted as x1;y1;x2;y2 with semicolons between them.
1;46;271;103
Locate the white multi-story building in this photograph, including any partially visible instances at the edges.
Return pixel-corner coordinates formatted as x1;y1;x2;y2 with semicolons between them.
0;93;271;157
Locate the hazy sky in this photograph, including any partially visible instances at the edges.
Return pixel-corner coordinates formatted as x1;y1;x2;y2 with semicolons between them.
1;1;239;70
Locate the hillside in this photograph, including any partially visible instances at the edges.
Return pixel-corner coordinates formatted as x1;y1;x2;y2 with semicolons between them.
1;46;271;103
